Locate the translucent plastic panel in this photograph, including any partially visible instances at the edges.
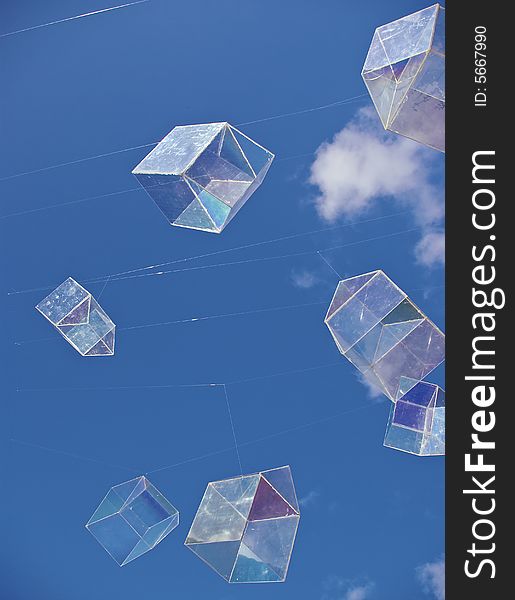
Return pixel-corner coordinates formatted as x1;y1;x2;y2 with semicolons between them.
185;467;299;583
390;78;445;151
377;4;438;65
248;477;297;521
413;52;445;100
186;485;247;544
211;475;260;519
326;272;377;320
230;543;282;583
133;123;225;175
36;277;89;325
134;173;196;222
384;421;424;454
241;516;299;581
132;122;274;233
86;476;178;566
188;540;241;580
37;278;115;357
174;198;218;232
384;380;445;456
261;466;300;513
362;5;445;151
326;272;445;401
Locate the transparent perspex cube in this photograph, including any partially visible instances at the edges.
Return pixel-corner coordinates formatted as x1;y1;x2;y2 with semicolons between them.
362;3;445;151
325;270;445;401
86;476;179;566
185;466;300;583
132;122;274;233
35;277;115;356
384;377;445;456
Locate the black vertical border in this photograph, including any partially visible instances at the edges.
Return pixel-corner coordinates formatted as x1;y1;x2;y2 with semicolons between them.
446;1;508;597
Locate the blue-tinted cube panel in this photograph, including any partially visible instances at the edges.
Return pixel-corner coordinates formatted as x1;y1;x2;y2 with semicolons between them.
325;271;445;401
132;122;274;233
36;277;115;356
362;3;445;151
86;476;179;566
185;466;299;583
384;377;445;456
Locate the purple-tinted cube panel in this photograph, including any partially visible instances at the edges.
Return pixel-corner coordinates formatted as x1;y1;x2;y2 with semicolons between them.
384;377;445;456
185;466;300;583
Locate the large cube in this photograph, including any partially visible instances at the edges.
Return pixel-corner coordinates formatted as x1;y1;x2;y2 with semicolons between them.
362;3;445;152
324;270;445;401
36;277;115;356
132;122;274;233
384;377;445;456
185;466;300;583
86;476;179;566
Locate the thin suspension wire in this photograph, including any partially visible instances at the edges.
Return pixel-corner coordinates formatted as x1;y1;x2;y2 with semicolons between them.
81;227;421;285
223;385;243;476
119;301;325;332
236;94;368;126
6;211;411;295
0;93;367;182
317;251;342;279
10;438;141;473
0;1;150;38
0;185;144;220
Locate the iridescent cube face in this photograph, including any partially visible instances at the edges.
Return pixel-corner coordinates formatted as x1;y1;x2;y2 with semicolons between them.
36;277;115;356
362;4;445;151
384;377;445;456
86;477;179;566
132;122;274;233
185;466;300;583
325;271;445;401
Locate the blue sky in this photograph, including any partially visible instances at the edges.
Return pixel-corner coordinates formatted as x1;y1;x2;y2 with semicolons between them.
0;1;444;599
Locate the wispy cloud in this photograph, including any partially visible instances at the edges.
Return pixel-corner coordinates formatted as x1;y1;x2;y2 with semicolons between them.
291;269;320;289
356;372;385;402
417;558;445;600
299;489;321;507
309;107;444;266
415;231;445;268
322;576;374;600
345;584;374;600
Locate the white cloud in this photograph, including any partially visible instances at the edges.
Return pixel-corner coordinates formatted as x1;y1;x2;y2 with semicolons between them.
415;231;445;268
309;107;444;265
291;269;320;289
417;558;445;600
356;372;385;402
299;489;320;507
322;576;374;600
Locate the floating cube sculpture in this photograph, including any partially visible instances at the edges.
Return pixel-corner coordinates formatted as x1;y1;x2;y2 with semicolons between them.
325;270;445;401
36;277;115;356
185;466;300;583
384;377;445;455
86;476;179;566
132;122;274;233
362;3;445;152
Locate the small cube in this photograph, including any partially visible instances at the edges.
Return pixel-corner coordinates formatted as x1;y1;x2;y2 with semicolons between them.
132;122;274;233
36;277;115;356
86;476;179;566
362;4;445;151
384;377;445;455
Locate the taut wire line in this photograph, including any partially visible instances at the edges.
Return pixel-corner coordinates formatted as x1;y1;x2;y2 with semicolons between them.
6;211;411;295
223;385;244;477
0;92;367;182
0;1;150;38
